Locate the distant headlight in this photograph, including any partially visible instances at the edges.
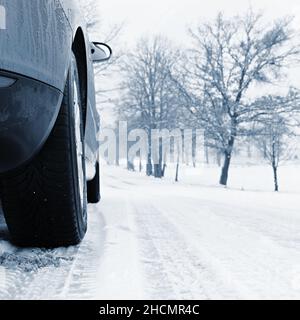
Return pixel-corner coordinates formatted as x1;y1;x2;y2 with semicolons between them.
0;76;17;88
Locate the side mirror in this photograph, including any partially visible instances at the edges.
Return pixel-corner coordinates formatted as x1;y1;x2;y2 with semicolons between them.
91;42;112;63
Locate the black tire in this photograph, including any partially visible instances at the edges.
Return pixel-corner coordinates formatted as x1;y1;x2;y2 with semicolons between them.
0;53;88;247
87;162;101;204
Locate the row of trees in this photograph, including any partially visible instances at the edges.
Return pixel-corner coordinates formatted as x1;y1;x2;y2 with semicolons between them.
116;10;300;191
81;2;300;191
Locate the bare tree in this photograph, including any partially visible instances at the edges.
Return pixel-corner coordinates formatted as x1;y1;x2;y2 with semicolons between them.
81;0;123;40
254;94;299;191
119;36;181;177
80;0;101;34
172;10;300;186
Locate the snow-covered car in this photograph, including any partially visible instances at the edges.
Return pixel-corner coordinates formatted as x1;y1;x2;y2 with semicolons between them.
0;0;111;247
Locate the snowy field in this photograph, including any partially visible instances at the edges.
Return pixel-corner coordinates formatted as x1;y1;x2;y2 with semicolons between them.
0;163;300;300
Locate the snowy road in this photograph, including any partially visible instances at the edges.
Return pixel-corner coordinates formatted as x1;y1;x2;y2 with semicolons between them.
0;164;300;300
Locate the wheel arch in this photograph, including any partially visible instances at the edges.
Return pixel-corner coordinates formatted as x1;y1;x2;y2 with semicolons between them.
72;27;88;129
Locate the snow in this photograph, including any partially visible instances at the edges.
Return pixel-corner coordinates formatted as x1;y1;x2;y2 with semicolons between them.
0;162;300;300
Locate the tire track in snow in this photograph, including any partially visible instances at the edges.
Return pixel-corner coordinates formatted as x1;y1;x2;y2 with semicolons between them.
0;206;105;299
133;202;211;299
159;197;300;299
60;206;106;299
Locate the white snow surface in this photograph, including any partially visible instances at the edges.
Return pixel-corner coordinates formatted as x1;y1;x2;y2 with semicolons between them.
0;163;299;300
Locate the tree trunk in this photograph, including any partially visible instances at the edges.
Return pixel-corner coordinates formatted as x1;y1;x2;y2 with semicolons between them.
154;138;163;178
247;143;252;158
139;156;142;173
192;133;196;168
272;165;279;192
162;163;167;177
219;134;236;186
263;141;268;159
220;151;232;186
205;145;209;164
154;164;162;178
271;140;279;192
216;151;222;167
146;156;153;176
127;160;135;171
146;132;153;176
116;136;120;166
175;163;179;182
219;119;237;186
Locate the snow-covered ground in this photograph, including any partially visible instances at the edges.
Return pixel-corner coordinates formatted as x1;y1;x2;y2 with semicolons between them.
0;163;300;300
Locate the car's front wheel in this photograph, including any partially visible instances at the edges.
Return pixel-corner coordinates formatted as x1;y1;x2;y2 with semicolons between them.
0;53;88;247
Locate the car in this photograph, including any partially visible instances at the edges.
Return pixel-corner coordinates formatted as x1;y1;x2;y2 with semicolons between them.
0;0;111;247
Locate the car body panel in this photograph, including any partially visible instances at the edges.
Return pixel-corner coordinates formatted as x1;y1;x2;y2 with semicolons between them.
0;0;100;177
0;70;62;172
0;0;72;91
59;0;100;178
65;0;100;177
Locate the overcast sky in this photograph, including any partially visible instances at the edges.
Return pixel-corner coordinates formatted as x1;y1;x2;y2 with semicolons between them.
93;0;300;124
97;0;300;45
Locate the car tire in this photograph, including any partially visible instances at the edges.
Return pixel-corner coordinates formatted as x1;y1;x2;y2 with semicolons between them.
87;161;101;204
0;53;88;247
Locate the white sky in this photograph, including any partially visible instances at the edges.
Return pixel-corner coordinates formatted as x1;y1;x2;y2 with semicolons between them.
97;0;300;45
93;0;300;125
